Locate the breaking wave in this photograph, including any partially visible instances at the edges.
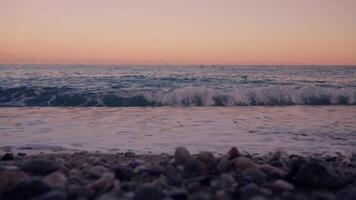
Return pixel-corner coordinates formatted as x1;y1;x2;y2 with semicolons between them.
0;86;355;107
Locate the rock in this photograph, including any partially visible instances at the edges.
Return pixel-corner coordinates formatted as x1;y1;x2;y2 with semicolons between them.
234;157;258;172
32;190;67;200
0;168;29;190
17;152;26;157
226;147;240;160
132;185;165;200
269;179;295;192
22;159;61;175
286;159;349;189
5;178;52;199
242;168;267;184
1;153;14;161
216;158;232;173
312;190;336;200
43;171;67;189
237;183;272;199
196;152;216;170
259;164;286;179
338;187;356;200
67;184;94;199
167;188;188;200
115;165;134;181
88;172;115;193
187;192;210;200
248;195;268;200
87;165;110;178
175;147;191;165
210;174;235;190
184;157;205;176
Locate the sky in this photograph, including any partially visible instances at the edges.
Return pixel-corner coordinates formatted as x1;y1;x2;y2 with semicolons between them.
0;0;355;65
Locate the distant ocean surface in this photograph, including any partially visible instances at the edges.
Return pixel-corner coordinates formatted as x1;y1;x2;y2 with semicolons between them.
0;65;355;155
1;65;355;107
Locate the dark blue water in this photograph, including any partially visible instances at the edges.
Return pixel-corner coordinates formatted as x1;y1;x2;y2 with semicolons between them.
1;65;355;106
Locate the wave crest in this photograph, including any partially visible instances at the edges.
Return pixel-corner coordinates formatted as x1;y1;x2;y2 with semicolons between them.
0;86;355;107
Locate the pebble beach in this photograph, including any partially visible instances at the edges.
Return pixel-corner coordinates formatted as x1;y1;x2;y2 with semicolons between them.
1;147;356;200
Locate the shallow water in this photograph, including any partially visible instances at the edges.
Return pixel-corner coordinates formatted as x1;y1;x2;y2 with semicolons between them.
1;106;355;155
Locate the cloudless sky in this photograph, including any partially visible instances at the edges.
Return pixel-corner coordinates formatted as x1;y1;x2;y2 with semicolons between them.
0;0;355;65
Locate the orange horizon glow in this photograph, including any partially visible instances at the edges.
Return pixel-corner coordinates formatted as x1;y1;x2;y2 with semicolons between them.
0;0;355;65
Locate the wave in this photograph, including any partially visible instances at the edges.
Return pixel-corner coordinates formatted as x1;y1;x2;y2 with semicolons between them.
0;86;355;107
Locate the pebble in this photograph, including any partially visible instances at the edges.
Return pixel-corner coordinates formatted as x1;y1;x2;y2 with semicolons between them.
5;177;52;199
196;151;216;170
115;165;135;181
132;185;165;200
269;179;295;191
259;164;286;179
22;159;61;175
43;171;67;189
175;147;191;165
234;157;259;171
216;158;232;173
88;165;110;178
242;168;267;184
184;157;205;176
0;168;29;190
1;153;14;161
168;188;188;200
67;184;95;199
226;147;240;160
286;159;345;189
32;190;67;200
88;172;115;193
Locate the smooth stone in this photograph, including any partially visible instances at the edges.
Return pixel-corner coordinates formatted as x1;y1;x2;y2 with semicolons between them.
32;190;67;200
22;159;61;175
196;152;216;170
234;157;259;172
175;147;191;165
168;188;188;200
67;184;95;199
88;165;110;178
210;174;235;190
184;157;205;175
269;179;295;191
259;164;286;179
242;168;267;184
115;165;134;181
286;159;348;189
238;183;272;199
43;171;67;189
312;190;336;200
187;192;210;200
17;152;26;157
0;168;29;190
226;147;240;160
6;178;52;199
132;185;165;200
338;187;356;200
1;153;14;161
88;172;115;193
216;158;232;173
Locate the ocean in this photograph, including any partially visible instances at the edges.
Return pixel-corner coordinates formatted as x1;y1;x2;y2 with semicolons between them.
0;65;355;155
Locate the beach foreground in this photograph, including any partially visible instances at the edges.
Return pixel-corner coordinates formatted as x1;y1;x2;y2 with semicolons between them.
1;147;355;200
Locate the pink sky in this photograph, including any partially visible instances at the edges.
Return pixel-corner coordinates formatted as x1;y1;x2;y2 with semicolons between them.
0;0;355;65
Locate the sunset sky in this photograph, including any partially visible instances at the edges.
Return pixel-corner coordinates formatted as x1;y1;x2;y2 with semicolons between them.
0;0;355;65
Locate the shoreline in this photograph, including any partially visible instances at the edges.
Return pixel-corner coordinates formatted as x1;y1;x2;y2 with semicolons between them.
1;147;355;200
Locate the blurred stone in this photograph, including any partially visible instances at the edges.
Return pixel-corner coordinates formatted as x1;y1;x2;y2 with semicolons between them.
43;171;67;189
196;152;216;170
234;157;258;172
22;159;61;175
175;147;191;165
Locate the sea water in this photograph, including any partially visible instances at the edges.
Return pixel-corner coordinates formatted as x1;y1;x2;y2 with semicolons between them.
0;65;355;155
